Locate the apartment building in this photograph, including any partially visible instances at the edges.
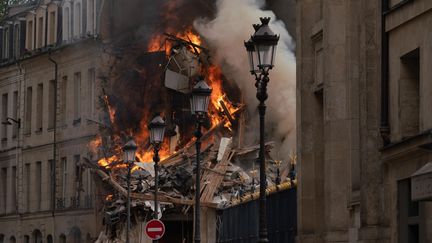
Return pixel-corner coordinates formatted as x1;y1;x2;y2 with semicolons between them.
0;0;104;242
297;0;432;242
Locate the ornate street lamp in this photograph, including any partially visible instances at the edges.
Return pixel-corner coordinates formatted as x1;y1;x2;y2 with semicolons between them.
244;17;279;243
148;115;166;243
190;78;212;243
123;139;137;243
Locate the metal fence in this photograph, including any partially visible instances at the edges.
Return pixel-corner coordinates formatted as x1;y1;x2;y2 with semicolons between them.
216;188;297;243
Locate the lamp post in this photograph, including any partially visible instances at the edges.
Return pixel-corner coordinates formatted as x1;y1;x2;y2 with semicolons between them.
190;78;212;243
123;139;138;243
148;115;166;243
244;17;279;243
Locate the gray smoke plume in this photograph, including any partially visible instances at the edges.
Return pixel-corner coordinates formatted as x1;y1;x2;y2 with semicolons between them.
194;0;296;157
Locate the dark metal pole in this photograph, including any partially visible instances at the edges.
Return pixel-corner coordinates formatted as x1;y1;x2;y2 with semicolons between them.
257;69;269;243
126;164;131;243
153;145;160;243
194;118;203;243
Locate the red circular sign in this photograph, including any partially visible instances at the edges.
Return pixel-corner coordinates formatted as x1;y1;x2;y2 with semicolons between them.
145;219;165;240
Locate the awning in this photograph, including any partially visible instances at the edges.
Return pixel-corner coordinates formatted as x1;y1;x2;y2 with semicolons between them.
411;162;432;201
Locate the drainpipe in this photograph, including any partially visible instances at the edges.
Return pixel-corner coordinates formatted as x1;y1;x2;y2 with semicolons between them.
380;0;390;146
48;51;58;240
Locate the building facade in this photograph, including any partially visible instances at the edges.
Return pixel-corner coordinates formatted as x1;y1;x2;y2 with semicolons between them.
297;0;432;242
0;1;105;242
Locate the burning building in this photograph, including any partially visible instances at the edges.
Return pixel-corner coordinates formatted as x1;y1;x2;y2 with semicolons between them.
0;0;296;242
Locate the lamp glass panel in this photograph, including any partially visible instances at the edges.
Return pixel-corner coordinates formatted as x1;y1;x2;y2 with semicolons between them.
247;51;255;72
256;43;273;67
150;126;165;144
123;149;136;163
271;45;277;67
191;95;209;114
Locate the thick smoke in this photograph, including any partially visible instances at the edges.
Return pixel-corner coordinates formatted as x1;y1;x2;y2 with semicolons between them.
194;0;296;156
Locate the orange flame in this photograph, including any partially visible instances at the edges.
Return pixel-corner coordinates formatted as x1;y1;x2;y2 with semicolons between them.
105;194;113;201
207;65;239;129
147;28;202;55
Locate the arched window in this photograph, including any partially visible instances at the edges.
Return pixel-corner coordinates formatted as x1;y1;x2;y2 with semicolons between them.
46;234;53;243
9;236;15;243
0;234;4;243
32;230;42;243
59;234;66;243
62;6;70;42
70;227;81;243
23;235;29;243
86;233;92;243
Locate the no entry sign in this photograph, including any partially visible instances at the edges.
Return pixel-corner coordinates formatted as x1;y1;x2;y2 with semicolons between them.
145;219;165;240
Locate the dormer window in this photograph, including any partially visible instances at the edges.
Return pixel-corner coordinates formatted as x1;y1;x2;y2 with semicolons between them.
3;26;10;59
62;3;72;43
26;14;35;51
35;7;47;49
87;0;95;35
74;0;83;38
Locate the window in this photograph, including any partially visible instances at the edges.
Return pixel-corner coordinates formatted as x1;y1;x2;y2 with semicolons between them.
48;80;55;129
26;20;33;50
74;155;81;205
2;93;8;141
35;162;42;210
1;168;7;214
37;17;43;48
25;87;32;134
13;24;20;58
24;163;30;211
11;166;16;213
400;48;420;138
74;2;82;38
73;72;81;123
61;157;67;200
63;7;70;42
36;83;43;132
24;235;29;243
87;0;95;34
48;159;54;209
12;91;18;138
398;178;425;243
61;76;67;126
3;27;9;59
48;11;56;45
88;68;95;118
59;234;66;243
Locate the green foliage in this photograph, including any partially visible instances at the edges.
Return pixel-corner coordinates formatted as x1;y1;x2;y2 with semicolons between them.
0;0;34;21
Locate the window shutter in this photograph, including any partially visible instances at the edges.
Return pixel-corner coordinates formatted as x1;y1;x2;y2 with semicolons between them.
20;21;26;56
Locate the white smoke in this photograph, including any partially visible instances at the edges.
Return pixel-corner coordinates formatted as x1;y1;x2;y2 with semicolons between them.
194;0;296;157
